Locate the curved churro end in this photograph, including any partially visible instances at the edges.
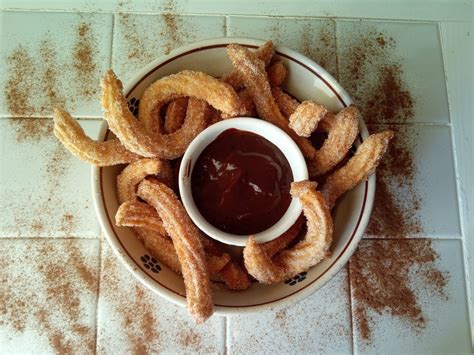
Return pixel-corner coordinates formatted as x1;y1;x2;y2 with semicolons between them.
226;43;317;160
164;97;188;133
219;261;252;290
243;236;281;284
53;107;139;166
272;87;300;118
115;200;167;236
243;180;333;285
288;101;329;138
116;157;172;204
101;69;158;158
309;104;360;177
321;130;394;209
139;70;241;129
136;179;214;323
221;41;275;91
267;60;288;87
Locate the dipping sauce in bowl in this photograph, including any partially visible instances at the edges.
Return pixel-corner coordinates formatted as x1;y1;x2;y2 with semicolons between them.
191;128;293;235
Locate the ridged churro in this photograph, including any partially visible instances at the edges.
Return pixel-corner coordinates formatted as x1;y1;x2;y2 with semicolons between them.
137;180;213;323
227;44;316;160
321;130;394;208
164;97;188;133
53;108;139;166
243;181;333;284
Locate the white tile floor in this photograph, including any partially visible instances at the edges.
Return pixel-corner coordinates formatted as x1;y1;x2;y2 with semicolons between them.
0;11;113;118
1;2;472;354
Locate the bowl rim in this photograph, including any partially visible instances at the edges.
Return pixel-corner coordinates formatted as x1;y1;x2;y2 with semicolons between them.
91;36;375;315
178;117;309;247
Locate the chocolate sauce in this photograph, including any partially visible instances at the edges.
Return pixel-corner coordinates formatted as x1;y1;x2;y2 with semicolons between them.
191;128;293;235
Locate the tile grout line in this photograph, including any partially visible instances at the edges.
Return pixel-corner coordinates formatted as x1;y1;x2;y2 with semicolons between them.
222;316;229;355
437;21;474;344
224;14;229;37
346;264;356;355
335;20;355;353
334;18;340;82
225;315;231;354
93;238;103;355
93;14;115;354
0;9;460;23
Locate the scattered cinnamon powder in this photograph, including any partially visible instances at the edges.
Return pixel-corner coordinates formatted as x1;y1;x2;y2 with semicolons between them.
39;39;66;113
350;239;448;341
73;22;98;100
299;21;337;78
179;329;203;350
341;27;449;342
9;117;53;143
5;47;35;116
119;13;155;62
339;28;415;123
60;213;77;236
1;240;98;352
268;20;337;78
366;125;422;238
365;65;414;123
4;21;100;116
7;118;79;237
99;244;160;353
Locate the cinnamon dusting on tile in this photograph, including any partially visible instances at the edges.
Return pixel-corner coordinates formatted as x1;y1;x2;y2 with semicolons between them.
341;27;449;343
7;118;79;237
0;240;98;352
339;28;421;238
4;20;100;116
99;245;160;353
299;21;337;78
339;28;413;124
39;39;66;113
179;329;203;350
119;13;155;63
9;117;53;143
350;240;448;341
5;47;35;116
366;125;422;238
161;1;180;54
73;22;98;100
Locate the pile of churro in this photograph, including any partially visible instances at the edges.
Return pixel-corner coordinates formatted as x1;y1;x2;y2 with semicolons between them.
53;41;393;323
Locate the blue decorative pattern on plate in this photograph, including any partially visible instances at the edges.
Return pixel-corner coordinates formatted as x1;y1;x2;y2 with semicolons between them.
284;271;308;286
140;254;162;273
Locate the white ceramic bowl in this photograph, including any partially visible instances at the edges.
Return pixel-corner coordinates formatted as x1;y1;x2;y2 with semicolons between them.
179;117;308;247
92;37;374;315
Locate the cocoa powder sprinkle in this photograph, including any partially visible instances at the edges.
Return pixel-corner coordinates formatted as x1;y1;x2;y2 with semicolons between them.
4;20;99;117
73;22;99;100
350;240;448;341
342;28;448;342
1;240;98;353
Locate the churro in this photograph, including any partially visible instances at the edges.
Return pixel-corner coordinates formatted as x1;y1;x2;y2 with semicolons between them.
267;60;288;87
137;179;213;322
243;181;332;284
117;158;172;203
227;44;316;160
321;130;394;208
288;101;329;138
221;40;274;90
164;97;188;133
53;108;139;166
